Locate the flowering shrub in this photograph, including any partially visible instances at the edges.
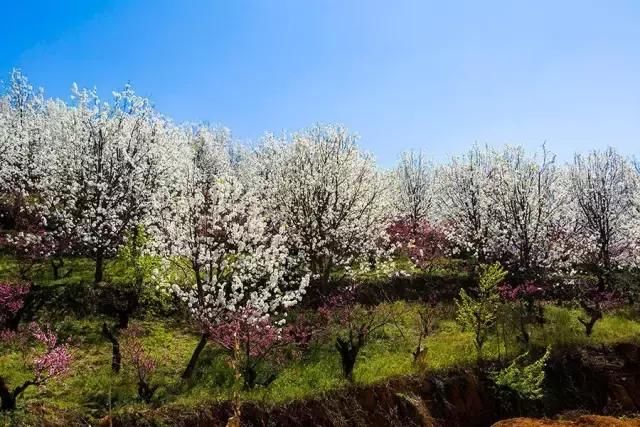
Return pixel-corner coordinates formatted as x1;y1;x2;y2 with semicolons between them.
499;280;548;344
206;308;295;389
0;323;72;411
319;285;401;381
387;218;449;270
28;323;72;381
121;326;158;402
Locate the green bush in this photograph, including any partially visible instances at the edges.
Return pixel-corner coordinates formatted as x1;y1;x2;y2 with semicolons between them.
491;346;551;400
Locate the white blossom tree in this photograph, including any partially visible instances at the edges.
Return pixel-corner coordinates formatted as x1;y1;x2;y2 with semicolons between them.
0;70;51;225
47;83;175;283
0;71;51;230
569;148;639;290
0;71;61;278
436;144;494;261
484;145;569;279
257;124;391;286
393;150;434;229
154;126;309;379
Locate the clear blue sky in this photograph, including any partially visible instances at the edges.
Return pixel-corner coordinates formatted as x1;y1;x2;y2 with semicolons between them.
2;0;639;165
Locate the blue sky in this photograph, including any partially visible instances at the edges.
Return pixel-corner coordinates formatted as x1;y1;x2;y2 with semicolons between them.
1;1;639;166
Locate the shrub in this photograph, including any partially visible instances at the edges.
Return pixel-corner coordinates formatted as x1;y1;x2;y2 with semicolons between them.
491;346;551;400
456;262;506;357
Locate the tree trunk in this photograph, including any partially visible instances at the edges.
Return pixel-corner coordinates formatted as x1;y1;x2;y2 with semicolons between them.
117;310;130;330
182;333;208;380
95;247;105;284
518;305;530;345
580;312;602;336
50;257;71;280
579;301;603;337
0;377;33;412
102;323;121;373
0;378;16;411
336;337;360;382
137;381;157;403
51;259;60;280
412;345;426;364
243;365;257;389
597;273;607;293
51;258;62;280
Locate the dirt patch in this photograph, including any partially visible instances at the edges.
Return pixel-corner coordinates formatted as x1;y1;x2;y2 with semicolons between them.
108;343;640;427
493;415;640;427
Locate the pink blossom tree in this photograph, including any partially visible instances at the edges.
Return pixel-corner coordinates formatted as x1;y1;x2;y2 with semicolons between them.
386;218;449;271
319;286;401;381
0;323;72;411
206;308;296;389
500;280;548;344
120;326;158;403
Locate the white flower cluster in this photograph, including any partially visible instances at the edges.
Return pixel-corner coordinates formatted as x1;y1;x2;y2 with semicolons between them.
429;144;640;280
153;127;310;326
2;70;640;313
253;125;392;284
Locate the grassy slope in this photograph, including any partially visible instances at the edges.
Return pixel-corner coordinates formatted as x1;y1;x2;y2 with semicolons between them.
1;256;640;424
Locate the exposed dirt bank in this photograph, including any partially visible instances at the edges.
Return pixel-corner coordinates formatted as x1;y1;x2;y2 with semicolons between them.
493;415;640;427
107;343;640;427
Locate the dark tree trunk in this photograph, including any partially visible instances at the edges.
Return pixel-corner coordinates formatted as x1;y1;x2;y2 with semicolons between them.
597;273;607;293
243;365;257;389
95;247;105;284
4;313;21;332
336;337;361;382
518;304;530;345
102;323;121;373
0;378;16;411
51;258;62;280
117;310;130;330
50;257;71;280
579;301;603;337
0;377;33;412
182;333;208;380
51;258;61;280
137;381;158;403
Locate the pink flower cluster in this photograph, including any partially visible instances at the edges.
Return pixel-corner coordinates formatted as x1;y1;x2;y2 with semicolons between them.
282;313;317;351
499;281;547;302
318;285;357;325
207;309;287;359
28;323;72;382
387;218;449;268
121;326;156;381
0;282;30;324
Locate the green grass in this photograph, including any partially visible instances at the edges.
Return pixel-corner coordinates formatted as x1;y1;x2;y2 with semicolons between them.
0;254;155;286
2;255;640;425
3;300;640;426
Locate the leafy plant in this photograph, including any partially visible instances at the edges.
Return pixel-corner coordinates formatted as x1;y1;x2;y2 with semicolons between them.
492;346;551;400
456;262;506;357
